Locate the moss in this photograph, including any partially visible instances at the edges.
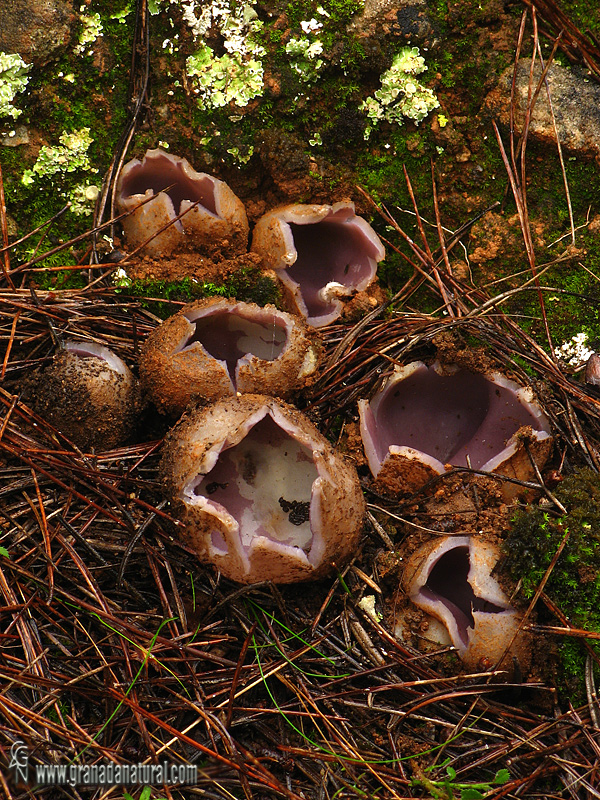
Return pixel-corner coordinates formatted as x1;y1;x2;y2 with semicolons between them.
504;150;600;351
285;0;362;34
118;268;281;319
224;267;281;307
33;265;87;291
503;469;600;699
550;0;600;38
2;0;596;324
357;133;434;195
1;0;132;258
117;277;205;318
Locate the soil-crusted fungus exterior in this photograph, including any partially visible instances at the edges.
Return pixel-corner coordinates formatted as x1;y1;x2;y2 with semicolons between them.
358;361;552;495
32;340;140;451
116;148;249;257
160;395;365;584
250;201;385;327
401;536;530;675
140;298;321;417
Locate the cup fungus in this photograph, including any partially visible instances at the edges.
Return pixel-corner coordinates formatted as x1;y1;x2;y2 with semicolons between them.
401;536;529;675
116;148;249;257
160;395;365;583
32;340;140;451
585;353;600;386
140;299;321;416
251;202;385;327
358;361;552;495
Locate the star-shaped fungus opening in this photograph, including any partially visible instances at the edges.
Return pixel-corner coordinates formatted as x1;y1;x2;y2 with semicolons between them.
140;300;319;416
161;396;365;583
116;149;248;256
418;544;506;648
174;306;288;388
403;536;529;673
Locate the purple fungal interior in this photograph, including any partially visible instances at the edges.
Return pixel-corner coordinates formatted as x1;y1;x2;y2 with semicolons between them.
286;215;380;319
119;151;217;218
185;416;317;556
174;307;288;386
369;365;544;470
419;546;506;647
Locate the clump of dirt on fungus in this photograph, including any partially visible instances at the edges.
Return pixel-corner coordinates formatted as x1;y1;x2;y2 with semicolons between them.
431;330;497;374
30;350;141;451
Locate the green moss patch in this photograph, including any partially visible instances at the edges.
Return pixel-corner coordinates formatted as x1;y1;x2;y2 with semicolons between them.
504;469;600;697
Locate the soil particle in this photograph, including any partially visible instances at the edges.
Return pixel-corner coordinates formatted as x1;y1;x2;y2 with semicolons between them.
430;330;496;374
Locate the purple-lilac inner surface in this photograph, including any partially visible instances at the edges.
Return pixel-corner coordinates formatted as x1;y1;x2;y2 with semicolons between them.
66;347;106;361
287;219;377;317
120;152;217;215
373;367;542;469
178;310;288;383
420;546;505;646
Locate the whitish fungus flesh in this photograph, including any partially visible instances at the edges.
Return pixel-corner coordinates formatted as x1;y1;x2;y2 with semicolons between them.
116;148;249;256
358;361;552;495
401;536;530;675
160;395;365;583
140;299;320;416
251;202;385;327
32;340;140;451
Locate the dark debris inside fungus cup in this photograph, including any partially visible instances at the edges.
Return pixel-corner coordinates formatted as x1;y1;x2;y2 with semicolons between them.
160;395;365;584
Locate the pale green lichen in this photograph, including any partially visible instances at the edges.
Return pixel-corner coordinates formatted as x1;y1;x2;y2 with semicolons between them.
22;128;97;192
154;0;266;109
0;53;31;120
75;9;104;55
361;47;439;138
285;36;325;84
68;182;101;216
110;5;132;24
227;145;254;164
186;45;264;109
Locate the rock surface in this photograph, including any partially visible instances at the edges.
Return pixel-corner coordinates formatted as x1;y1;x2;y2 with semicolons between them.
0;0;75;67
485;57;600;162
349;0;438;59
